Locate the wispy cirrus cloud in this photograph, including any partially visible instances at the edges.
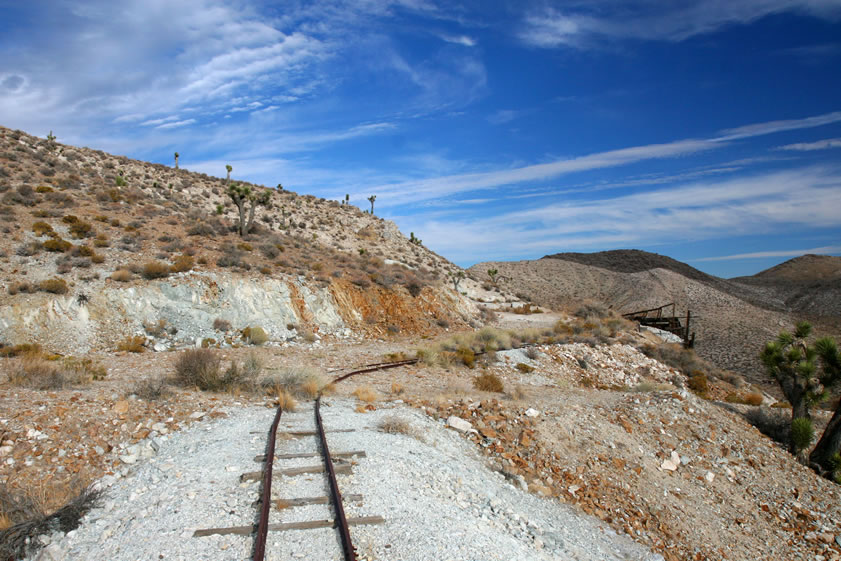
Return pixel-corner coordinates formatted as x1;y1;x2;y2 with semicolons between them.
715;111;841;141
695;245;841;262
778;137;841;151
519;1;841;48
402;166;841;264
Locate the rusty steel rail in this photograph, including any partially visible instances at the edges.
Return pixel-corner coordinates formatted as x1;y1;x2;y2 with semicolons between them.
253;404;283;561
331;358;419;384
315;395;356;561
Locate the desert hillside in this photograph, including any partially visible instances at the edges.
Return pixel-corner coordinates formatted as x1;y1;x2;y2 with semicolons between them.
0;125;479;353
469;251;841;385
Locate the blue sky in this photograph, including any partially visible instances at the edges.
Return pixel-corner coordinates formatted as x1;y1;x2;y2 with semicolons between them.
1;1;840;278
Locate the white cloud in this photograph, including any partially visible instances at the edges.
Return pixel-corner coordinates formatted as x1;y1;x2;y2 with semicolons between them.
519;2;841;48
695;245;841;261
438;34;477;47
778;137;841;151
405;166;841;263
716;111;841;140
155;119;196;129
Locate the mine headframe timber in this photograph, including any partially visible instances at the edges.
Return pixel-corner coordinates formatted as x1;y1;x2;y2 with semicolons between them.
622;302;695;348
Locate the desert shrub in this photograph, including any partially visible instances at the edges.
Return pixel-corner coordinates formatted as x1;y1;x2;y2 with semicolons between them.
67;220;92;239
90;253;105;264
143;319;168;337
436;318;450;328
263;366;325;398
35;185;53;193
39;278;68;294
174;348;221;390
72;245;94;257
93;235;109;248
299;329;317;343
216;248;243;268
0;483;102;560
60;357;107;383
687;372;708;397
515;363;535;373
141;261;170;279
406;281;422;297
474;372;504;393
110;269;132;282
791;417;814;453
390;381;404;395
378;415;412;435
744;407;790;446
43;238;72;252
259;243;280;259
0;343;42;358
170;254;194;273
243;326;268;345
15;241;42;257
6;356;62;389
213;318;232;332
352;385;379;403
574;302;610;319
31;221;53;236
641;344;714;378
116;335;146;353
455;347;476;368
524;346;540;360
8;281;37;295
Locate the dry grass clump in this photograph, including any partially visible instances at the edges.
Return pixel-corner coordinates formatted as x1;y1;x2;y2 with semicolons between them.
43;238;72;252
474;372;504;393
170;254;194;273
110;268;132;282
39;278;68;294
0;482;102;560
629;381;675;392
515;363;535;373
725;391;765;406
143;319;168;337
116;335;146;353
141;261;170;280
213;317;232;332
131;377;170;401
0;343;42;358
272;388;297;411
174;349;260;392
352;385;379;403
378;415;412;435
390;381;404;395
574;301;610;319
6;355;104;389
687;372;709;398
262;366;325;398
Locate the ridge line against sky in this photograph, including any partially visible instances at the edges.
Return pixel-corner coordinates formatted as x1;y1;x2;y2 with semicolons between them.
1;0;840;277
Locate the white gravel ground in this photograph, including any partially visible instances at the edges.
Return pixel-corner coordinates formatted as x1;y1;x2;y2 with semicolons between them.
30;399;664;561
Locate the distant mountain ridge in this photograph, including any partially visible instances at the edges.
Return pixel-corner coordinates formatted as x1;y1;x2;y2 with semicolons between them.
471;249;841;382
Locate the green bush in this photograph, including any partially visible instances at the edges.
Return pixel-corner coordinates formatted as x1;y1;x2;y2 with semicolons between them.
791;417;814;453
687;372;709;396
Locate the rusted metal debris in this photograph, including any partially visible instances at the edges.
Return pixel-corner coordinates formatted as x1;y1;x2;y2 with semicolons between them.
253;404;282;561
622;302;696;348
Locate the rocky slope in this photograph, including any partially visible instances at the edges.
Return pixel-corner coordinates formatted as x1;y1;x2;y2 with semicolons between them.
468;252;841;384
0;125;475;352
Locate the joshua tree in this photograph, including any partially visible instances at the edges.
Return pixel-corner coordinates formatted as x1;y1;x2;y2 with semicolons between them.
46;130;56;146
809;337;841;476
174;152;180;169
761;322;838;457
344;194;350;205
487;268;499;285
227;182;273;236
367;195;376;214
225;164;232;184
448;270;465;292
409;232;422;245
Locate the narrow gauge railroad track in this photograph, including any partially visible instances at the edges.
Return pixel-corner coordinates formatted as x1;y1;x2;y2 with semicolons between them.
193;358;418;561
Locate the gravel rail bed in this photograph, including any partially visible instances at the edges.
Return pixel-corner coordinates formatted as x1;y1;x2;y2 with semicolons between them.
28;399;664;561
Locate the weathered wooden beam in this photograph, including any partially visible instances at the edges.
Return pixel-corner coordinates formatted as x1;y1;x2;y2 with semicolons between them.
254;450;366;462
240;463;351;482
193;516;385;537
273;494;362;508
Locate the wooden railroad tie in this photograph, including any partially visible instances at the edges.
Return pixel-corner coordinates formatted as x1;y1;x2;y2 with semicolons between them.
240;463;352;482
273;494;363;508
193;516;385;537
254;450;366;462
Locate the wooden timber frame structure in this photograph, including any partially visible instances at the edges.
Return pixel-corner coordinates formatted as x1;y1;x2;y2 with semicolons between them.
622;302;695;348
